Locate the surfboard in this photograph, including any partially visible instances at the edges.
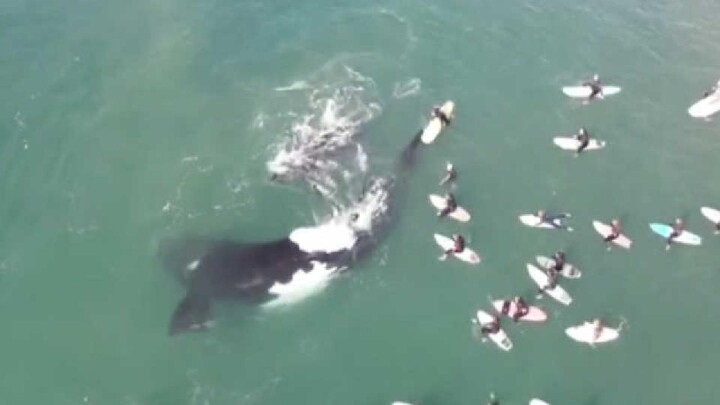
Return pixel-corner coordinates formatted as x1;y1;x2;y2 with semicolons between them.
688;93;720;118
421;101;455;144
428;194;471;223
565;321;620;345
492;300;547;322
519;213;573;231
562;85;621;99
473;309;513;351
392;402;414;405
553;137;606;151
701;206;720;233
535;255;581;279
434;233;480;264
649;223;702;246
593;220;632;249
529;399;550;405
526;264;572;306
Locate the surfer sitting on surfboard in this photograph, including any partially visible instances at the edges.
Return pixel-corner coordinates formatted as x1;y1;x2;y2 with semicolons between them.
591;318;604;342
582;74;602;100
538;267;559;293
431;106;452;126
604;219;622;242
480;315;501;336
575;128;590;154
440;234;465;260
666;218;684;250
439;162;456;186
502;296;530;322
437;193;458;217
549;251;566;272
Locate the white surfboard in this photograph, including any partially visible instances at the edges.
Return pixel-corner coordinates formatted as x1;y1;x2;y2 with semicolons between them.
688;93;720;118
421;101;455;144
392;402;414;405
492;300;547;322
526;264;572;306
593;220;632;249
429;194;471;223
434;233;480;264
649;223;702;246
535;255;581;279
701;206;720;234
530;399;550;405
473;309;513;351
565;321;620;345
519;213;573;231
553;136;606;151
562;85;621;99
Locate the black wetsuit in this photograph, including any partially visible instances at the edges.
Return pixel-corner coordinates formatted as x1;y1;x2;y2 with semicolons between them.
584;80;602;99
433;107;451;126
512;298;529;321
481;321;500;335
444;235;465;255
438;194;458;217
603;225;621;242
576;132;590;153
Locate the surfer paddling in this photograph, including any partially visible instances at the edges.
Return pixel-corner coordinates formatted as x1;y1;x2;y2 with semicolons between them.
501;296;530;322
536;209;572;230
431;105;452;126
439;162;456;186
479;314;501;336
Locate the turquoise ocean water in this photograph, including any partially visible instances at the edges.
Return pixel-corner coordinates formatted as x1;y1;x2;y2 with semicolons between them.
2;0;720;403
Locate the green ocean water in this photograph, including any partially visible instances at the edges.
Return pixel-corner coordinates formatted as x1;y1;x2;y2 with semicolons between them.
2;0;720;403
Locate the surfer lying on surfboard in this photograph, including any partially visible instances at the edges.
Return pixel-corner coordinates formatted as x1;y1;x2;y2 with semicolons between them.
431;105;452;126
666;218;684;250
536;210;571;230
575;128;590;154
437;193;458;217
439;162;456;186
582;74;602;100
439;234;465;260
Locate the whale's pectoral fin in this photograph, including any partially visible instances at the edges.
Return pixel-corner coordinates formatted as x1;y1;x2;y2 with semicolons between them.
168;294;213;336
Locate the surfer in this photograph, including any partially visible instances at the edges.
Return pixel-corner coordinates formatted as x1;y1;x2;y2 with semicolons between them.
439;162;456;186
591;318;604;342
437;193;458;217
480;315;501;336
439;234;465;260
536;210;571;230
511;296;529;322
665;218;684;250
702;79;720;98
431;105;452;126
538;267;559;293
575;128;590;154
603;218;622;242
485;393;499;405
583;74;602;100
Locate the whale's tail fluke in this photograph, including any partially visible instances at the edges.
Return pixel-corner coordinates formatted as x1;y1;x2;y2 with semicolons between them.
169;293;213;335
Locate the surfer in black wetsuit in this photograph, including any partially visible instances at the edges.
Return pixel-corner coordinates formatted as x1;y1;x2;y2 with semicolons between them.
438;193;458;217
440;234;465;260
536;209;572;230
575;127;590;154
666;218;684;250
480;315;501;335
432;105;452;126
551;251;566;272
603;219;622;242
511;296;529;322
439;162;456;186
583;74;602;100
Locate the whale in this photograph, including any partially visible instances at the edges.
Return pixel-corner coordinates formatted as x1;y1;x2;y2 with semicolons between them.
160;132;424;335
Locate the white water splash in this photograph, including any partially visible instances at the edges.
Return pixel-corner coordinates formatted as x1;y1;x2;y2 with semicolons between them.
392;77;421;99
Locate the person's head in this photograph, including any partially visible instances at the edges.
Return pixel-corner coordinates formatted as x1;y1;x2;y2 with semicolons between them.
675;218;683;225
611;218;620;226
593;74;600;82
556;250;565;257
537;209;545;217
593;318;601;326
446;162;454;171
580;127;587;135
452;233;460;239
